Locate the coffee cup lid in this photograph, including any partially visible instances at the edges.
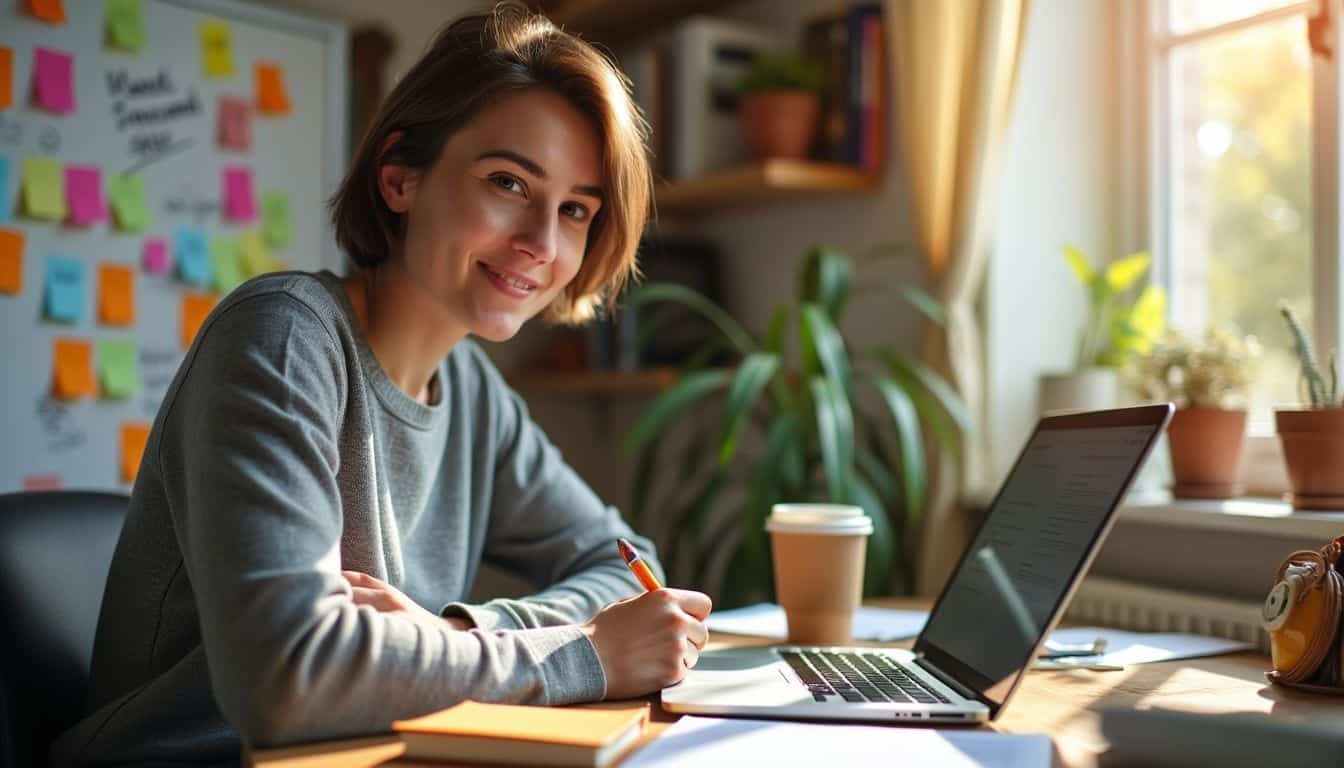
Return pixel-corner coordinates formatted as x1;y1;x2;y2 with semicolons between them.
766;503;873;535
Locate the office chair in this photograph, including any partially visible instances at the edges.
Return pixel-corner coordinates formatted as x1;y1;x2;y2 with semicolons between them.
0;491;129;768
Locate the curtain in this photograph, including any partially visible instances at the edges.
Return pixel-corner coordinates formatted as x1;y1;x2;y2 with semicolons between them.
891;0;1030;594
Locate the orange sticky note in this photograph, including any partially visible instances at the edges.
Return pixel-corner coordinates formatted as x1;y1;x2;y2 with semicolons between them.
27;0;66;24
256;62;290;115
53;337;95;399
0;228;22;294
120;422;151;483
0;47;12;110
98;263;135;325
181;292;215;349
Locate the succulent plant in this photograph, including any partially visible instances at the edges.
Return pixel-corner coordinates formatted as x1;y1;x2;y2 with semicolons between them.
1280;305;1340;408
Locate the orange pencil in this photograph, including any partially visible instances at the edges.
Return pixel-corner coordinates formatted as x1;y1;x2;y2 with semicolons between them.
617;537;662;592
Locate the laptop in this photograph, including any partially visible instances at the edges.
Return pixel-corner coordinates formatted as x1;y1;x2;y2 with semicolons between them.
661;403;1174;724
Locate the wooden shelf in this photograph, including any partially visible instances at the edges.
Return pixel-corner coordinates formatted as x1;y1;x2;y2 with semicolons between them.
655;160;880;214
540;0;743;43
509;368;681;396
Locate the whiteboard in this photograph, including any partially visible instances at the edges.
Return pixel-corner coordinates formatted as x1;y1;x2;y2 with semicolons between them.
0;0;348;492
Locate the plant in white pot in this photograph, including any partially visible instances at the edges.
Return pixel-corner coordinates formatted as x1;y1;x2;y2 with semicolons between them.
1130;328;1260;498
1038;245;1167;415
1277;306;1344;510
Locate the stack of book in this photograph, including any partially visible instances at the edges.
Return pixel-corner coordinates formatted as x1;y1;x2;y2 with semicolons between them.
803;2;886;173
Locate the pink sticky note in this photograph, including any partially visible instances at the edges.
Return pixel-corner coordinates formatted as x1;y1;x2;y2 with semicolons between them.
65;165;106;225
223;167;256;222
33;47;74;114
218;95;251;150
143;237;170;273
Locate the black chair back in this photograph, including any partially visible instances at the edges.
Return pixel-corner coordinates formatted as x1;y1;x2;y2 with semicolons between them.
0;491;128;768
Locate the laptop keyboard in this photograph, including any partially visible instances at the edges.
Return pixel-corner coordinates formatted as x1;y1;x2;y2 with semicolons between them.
779;650;952;705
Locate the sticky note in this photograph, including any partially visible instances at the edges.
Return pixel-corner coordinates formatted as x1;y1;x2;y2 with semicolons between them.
175;228;210;287
27;0;66;24
218;95;251;150
260;192;292;246
98;263;135;325
120;422;151;483
53;338;95;399
256;62;291;115
22;157;65;221
143;237;169;273
181;293;215;349
223;167;256;222
33;47;75;114
108;174;150;232
65;166;107;225
0;47;12;109
22;474;62;491
211;237;243;294
44;256;84;322
0;157;9;222
105;0;146;52
98;339;140;398
0;228;21;294
200;20;233;77
239;230;276;278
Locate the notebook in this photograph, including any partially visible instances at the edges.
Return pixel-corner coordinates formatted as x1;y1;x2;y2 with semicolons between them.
391;700;649;767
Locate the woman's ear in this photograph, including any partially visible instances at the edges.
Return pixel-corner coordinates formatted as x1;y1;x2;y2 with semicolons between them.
376;131;420;213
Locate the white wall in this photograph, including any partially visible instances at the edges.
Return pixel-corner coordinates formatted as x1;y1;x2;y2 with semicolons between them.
985;0;1119;484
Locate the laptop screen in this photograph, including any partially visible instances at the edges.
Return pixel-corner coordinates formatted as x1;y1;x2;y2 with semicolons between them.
914;404;1171;715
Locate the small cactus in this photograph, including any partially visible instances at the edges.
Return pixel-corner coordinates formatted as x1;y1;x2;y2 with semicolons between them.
1281;305;1339;407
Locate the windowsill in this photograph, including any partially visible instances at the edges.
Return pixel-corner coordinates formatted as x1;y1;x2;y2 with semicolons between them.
1119;492;1344;539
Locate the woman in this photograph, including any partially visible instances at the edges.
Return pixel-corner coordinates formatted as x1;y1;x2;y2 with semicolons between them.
53;4;709;764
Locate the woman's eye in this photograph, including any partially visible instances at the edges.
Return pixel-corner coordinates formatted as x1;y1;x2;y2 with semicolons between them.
490;174;523;194
561;202;590;222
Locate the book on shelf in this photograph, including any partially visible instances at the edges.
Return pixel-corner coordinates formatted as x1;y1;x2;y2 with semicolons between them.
392;700;650;767
802;2;884;172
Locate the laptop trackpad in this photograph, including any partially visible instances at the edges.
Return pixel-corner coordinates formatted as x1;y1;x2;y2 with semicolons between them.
691;646;783;672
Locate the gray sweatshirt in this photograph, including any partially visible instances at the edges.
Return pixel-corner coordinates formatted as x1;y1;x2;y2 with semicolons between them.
51;270;662;766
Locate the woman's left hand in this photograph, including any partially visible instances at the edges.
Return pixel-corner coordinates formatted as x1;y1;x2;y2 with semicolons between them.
341;570;472;630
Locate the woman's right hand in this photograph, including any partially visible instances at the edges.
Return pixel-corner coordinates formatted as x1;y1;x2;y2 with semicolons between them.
583;588;712;700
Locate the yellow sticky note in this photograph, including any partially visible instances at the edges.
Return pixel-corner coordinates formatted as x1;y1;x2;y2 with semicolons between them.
98;263;135;326
105;0;147;53
200;20;233;77
0;47;12;110
27;0;66;24
53;337;95;399
181;292;215;349
22;157;66;221
239;230;275;278
0;228;22;294
256;62;291;115
120;422;151;483
99;339;140;399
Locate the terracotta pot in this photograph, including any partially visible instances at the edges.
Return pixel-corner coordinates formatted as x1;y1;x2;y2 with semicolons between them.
1276;408;1344;510
1166;408;1247;499
740;90;820;161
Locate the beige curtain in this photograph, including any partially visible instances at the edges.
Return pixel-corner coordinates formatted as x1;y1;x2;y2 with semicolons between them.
891;0;1030;594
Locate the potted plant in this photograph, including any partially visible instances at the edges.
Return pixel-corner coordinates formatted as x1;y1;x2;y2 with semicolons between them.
1277;306;1344;510
737;50;823;162
1130;328;1260;498
623;246;971;606
1039;244;1166;415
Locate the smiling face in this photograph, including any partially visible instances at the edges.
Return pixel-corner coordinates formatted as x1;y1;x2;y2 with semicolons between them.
380;87;605;342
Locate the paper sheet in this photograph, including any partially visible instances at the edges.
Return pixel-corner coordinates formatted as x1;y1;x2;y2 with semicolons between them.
223;167;256;222
1034;627;1255;669
33;46;75;114
23;157;65;221
180;293;215;349
624;716;1051;768
44;255;84;322
0;156;11;222
211;236;242;294
707;603;929;642
256;61;291;115
0;47;12;110
0;228;22;294
105;0;146;53
66;166;107;225
143;238;170;274
218;95;251;150
200;20;234;77
53;338;95;399
108;174;150;232
29;0;67;24
261;192;291;246
175;228;211;287
98;339;139;399
120;422;151;483
98;264;135;326
239;230;275;277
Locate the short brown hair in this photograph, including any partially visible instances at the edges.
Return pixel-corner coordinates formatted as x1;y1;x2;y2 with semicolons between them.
330;1;652;323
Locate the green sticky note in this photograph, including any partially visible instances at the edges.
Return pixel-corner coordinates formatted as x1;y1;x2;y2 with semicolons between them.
261;191;291;247
98;339;140;399
211;236;243;294
105;0;146;52
108;174;150;232
22;157;65;221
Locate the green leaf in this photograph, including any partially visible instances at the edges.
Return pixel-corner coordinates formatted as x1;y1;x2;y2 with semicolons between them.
879;352;974;437
663;470;728;582
625;369;731;451
799;246;853;319
765;306;790;355
850;474;894;596
628;283;757;355
868;374;927;517
898;285;947;326
1105;251;1151;293
1062;244;1093;285
810;377;854;502
856;443;900;510
801;304;851;395
718;352;781;464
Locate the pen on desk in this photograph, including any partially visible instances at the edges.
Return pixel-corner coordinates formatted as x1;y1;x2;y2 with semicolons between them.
617;537;663;592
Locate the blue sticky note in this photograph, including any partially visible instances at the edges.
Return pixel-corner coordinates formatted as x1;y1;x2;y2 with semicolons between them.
175;227;211;287
0;156;10;222
44;255;84;322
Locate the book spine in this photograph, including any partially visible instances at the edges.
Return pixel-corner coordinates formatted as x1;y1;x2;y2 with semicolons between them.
861;7;883;173
845;4;865;166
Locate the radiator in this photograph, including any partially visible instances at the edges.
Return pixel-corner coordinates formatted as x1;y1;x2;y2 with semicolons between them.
1066;576;1269;653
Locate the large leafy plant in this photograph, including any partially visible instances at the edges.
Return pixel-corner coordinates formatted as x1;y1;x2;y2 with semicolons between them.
1063;245;1166;370
623;247;972;606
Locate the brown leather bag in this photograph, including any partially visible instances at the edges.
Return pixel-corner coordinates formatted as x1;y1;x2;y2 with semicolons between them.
1264;535;1344;693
